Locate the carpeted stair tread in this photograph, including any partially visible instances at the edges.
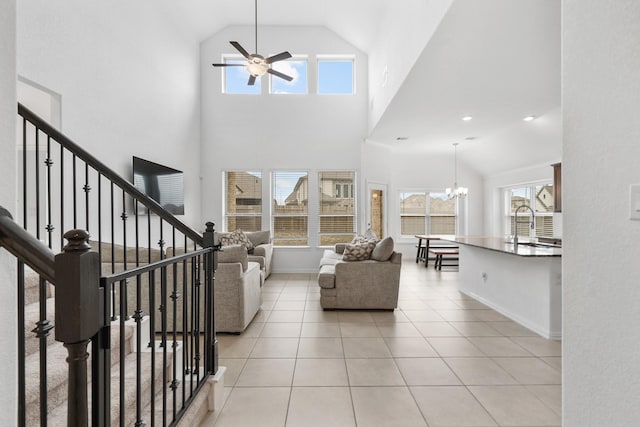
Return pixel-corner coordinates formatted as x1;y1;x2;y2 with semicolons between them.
24;268;53;306
46;350;173;427
24;322;136;426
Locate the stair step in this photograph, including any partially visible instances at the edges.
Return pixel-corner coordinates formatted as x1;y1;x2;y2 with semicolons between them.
24;267;53;306
45;346;175;426
23;298;56;357
24;321;136;426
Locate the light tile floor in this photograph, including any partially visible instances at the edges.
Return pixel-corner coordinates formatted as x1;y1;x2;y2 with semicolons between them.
203;261;562;427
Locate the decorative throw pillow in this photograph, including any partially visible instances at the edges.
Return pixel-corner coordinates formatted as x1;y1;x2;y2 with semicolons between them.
351;228;379;245
363;228;379;241
219;232;235;246
231;229;254;251
371;236;394;261
342;241;376;261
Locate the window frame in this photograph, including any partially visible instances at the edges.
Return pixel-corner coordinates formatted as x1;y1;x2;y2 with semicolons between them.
222;170;263;232
399;190;458;237
221;54;261;95
316;55;356;95
504;181;555;238
271;170;309;247
318;170;357;246
269;55;309;95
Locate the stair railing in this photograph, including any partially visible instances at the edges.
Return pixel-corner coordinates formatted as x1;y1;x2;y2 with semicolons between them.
13;103;220;426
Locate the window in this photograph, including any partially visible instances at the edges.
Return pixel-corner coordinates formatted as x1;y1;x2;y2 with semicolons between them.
400;192;426;236
400;191;457;236
223;171;262;231
223;56;261;94
319;171;356;245
272;171;308;246
317;57;354;94
428;193;457;234
270;57;308;94
506;183;554;238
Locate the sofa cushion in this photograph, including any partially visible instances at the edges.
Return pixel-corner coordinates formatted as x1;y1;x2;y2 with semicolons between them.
342;241;376;261
318;264;336;289
217;244;248;271
246;230;270;247
371;237;394;262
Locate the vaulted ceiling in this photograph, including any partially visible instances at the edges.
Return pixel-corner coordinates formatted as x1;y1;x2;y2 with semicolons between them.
159;0;561;176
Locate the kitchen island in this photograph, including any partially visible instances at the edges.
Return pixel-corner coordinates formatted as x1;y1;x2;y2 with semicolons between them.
448;236;562;340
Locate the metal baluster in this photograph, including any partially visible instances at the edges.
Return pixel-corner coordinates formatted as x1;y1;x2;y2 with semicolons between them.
35;129;40;240
121;191;129;321
133;201;144;427
149;270;156;427
45;136;54;249
181;235;188;406
110;183;116;321
72;154;77;229
84;163;91;233
170;227;179;420
17;261;26;427
119;279;126;426
22;118;27;230
35;275;54;426
60;145;64;250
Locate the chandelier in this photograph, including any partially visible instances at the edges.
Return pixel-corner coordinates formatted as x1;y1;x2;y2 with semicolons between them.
446;142;468;199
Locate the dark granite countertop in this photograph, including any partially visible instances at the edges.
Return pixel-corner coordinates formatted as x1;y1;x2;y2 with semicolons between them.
446;236;562;257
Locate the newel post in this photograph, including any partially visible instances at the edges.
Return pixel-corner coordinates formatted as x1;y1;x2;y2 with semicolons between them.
203;221;219;375
54;230;102;427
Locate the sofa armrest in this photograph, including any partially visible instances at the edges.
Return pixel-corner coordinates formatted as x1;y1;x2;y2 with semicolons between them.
252;242;273;277
247;255;265;270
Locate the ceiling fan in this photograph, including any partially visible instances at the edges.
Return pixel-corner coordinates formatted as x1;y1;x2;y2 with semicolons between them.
212;0;293;86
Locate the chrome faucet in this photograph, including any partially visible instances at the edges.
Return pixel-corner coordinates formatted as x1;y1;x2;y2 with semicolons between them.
513;205;535;246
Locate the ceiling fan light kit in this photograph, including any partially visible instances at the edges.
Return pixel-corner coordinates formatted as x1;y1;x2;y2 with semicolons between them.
212;0;293;85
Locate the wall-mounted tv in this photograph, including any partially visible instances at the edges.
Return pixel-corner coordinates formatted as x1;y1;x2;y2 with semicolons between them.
133;156;184;215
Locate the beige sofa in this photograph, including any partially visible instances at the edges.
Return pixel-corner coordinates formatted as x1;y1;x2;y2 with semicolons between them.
95;241;261;333
317;238;402;310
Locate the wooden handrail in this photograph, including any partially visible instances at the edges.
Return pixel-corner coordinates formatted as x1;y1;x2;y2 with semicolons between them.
0;206;55;283
17;103;204;246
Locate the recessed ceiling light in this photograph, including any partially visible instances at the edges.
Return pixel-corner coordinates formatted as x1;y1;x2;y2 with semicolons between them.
464;137;476;141
396;137;409;141
523;116;536;122
462;116;473;121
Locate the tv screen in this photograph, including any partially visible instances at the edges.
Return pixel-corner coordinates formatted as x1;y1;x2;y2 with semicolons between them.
133;156;184;215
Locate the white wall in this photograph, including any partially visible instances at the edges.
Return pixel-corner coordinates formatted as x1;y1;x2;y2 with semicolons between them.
368;0;453;132
200;26;368;272
0;0;18;422
563;1;640;425
17;0;203;237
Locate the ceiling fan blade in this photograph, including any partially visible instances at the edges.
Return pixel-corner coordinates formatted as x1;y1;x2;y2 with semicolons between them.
267;68;293;82
211;63;246;67
230;41;252;60
265;51;292;64
248;75;257;86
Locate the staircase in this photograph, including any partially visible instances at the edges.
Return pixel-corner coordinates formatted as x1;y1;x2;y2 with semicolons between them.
1;103;224;426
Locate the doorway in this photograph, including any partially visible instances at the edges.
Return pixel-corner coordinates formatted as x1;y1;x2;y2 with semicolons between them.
367;183;387;238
